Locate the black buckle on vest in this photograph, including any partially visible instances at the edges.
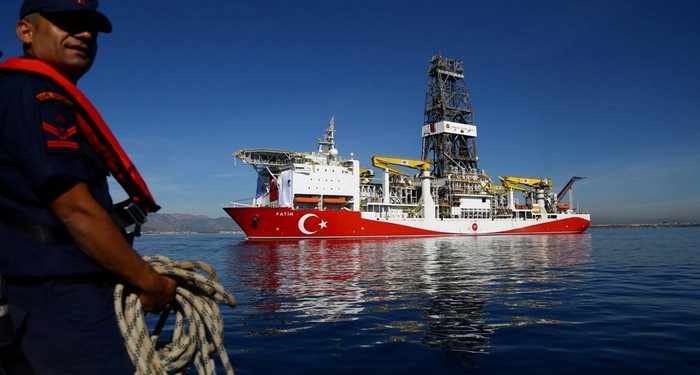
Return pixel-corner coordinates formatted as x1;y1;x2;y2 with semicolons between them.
123;202;147;226
112;200;148;244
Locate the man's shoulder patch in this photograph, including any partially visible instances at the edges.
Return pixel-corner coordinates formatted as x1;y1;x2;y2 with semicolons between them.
35;91;73;106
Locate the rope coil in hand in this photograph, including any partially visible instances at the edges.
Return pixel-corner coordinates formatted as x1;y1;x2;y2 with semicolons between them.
114;255;236;374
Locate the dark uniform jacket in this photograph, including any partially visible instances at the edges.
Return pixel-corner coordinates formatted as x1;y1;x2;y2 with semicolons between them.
0;64;113;279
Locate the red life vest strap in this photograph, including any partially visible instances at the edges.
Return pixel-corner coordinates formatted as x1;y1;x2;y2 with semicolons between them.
0;58;160;213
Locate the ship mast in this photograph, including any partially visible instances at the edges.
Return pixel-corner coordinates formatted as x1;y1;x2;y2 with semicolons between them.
318;116;336;154
421;55;478;178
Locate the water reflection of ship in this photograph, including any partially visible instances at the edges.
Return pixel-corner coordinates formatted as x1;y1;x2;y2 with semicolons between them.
236;239;370;321
418;237;491;355
234;234;592;355
419;235;592;356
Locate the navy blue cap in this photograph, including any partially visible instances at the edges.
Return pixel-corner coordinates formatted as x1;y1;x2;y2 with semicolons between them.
20;0;112;33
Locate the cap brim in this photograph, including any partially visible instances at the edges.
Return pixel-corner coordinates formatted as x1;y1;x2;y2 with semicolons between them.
90;11;112;33
38;10;112;33
75;10;112;33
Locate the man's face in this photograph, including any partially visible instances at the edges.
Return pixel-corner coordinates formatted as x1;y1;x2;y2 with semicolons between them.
17;12;99;81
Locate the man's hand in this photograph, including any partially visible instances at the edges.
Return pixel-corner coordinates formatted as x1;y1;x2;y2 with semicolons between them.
138;272;177;312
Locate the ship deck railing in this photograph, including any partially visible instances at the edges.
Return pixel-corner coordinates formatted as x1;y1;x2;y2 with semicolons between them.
224;201;258;208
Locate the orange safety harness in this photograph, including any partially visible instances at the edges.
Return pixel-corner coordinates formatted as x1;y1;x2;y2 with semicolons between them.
0;57;160;215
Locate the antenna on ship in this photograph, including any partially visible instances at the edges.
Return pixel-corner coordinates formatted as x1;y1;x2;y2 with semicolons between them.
318;116;337;157
421;55;478;178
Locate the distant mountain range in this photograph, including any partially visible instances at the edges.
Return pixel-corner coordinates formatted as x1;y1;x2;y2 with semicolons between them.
142;213;241;233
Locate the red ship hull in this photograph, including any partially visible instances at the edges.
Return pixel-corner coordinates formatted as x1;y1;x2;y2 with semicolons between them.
224;207;590;239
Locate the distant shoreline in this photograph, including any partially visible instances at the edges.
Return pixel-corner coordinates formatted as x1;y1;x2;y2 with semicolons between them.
142;230;243;235
590;223;699;229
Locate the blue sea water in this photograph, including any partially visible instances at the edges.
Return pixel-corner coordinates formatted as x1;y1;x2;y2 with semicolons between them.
137;227;700;374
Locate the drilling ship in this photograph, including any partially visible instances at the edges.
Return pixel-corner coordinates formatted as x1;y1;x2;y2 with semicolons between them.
224;56;590;239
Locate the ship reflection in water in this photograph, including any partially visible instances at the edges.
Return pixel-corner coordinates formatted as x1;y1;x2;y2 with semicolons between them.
233;234;592;356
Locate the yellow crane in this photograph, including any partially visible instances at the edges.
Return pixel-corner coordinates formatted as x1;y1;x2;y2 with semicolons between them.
499;176;552;192
372;156;435;209
371;156;431;176
499;175;553;214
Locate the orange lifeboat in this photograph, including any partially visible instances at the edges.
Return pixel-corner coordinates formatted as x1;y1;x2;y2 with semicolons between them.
556;203;571;210
294;196;320;204
322;196;347;204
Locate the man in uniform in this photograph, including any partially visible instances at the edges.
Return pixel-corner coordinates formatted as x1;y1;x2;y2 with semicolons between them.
0;1;177;373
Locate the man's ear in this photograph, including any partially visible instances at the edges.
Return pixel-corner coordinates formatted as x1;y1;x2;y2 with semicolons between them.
16;20;35;45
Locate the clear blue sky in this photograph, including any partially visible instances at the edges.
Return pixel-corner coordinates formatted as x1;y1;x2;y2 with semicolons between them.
2;0;698;224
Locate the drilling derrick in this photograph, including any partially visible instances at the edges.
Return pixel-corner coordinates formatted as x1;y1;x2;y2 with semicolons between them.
421;55;478;178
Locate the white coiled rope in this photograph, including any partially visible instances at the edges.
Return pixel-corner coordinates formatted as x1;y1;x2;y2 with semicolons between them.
114;255;236;375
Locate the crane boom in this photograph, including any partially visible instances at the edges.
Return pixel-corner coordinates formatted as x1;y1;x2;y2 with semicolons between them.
499;176;553;191
557;176;585;201
371;156;431;176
